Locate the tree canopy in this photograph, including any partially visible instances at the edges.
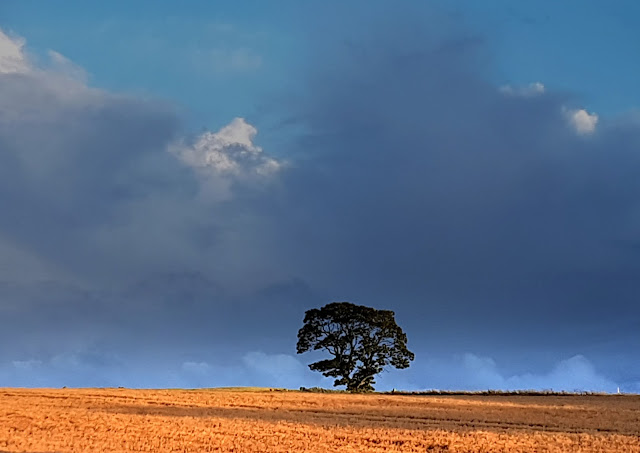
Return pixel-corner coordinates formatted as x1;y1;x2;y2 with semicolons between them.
296;301;414;392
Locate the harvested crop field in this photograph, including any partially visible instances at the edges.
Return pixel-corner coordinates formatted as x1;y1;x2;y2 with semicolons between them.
1;388;639;452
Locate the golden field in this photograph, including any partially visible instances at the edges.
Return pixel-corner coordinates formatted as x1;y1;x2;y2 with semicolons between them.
1;388;639;452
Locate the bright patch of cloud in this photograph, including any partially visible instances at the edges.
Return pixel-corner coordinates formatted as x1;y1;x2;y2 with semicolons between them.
0;29;29;74
380;354;619;393
499;82;545;97
566;108;599;134
0;28;96;109
0;29;87;83
499;83;599;136
170;118;282;192
462;354;616;392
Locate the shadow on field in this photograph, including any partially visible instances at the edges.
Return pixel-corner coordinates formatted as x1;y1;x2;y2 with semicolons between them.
98;404;369;428
95;402;635;436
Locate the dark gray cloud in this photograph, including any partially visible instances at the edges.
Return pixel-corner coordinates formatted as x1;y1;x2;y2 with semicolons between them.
0;12;639;392
0;65;189;285
268;24;640;359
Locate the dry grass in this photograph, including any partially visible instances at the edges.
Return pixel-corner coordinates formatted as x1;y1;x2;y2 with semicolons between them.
1;387;639;452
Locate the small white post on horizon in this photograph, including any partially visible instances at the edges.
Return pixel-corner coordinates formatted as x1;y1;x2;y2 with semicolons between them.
617;387;621;394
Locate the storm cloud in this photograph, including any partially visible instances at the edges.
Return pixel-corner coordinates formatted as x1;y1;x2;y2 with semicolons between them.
0;9;639;392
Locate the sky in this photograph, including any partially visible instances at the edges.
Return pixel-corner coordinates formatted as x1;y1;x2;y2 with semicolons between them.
0;1;638;392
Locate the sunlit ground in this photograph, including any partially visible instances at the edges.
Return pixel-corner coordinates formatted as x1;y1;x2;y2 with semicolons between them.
1;388;639;452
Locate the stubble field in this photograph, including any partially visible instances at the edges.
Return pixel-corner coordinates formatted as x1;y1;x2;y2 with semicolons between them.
1;388;639;452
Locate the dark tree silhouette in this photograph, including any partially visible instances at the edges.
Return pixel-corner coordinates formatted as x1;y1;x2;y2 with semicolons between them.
296;302;414;392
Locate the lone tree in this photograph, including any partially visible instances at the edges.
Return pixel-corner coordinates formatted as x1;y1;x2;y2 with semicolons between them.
296;302;414;392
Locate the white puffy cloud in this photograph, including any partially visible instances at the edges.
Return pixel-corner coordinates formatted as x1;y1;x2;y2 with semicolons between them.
170;117;282;200
0;29;28;74
172;118;280;177
566;108;599;134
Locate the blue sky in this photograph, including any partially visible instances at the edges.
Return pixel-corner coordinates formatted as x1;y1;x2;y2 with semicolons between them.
0;2;639;391
462;0;640;114
3;0;639;130
2;1;299;136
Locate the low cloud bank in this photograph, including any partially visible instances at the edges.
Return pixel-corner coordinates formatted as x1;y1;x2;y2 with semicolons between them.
0;350;330;389
0;350;630;393
377;354;621;393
